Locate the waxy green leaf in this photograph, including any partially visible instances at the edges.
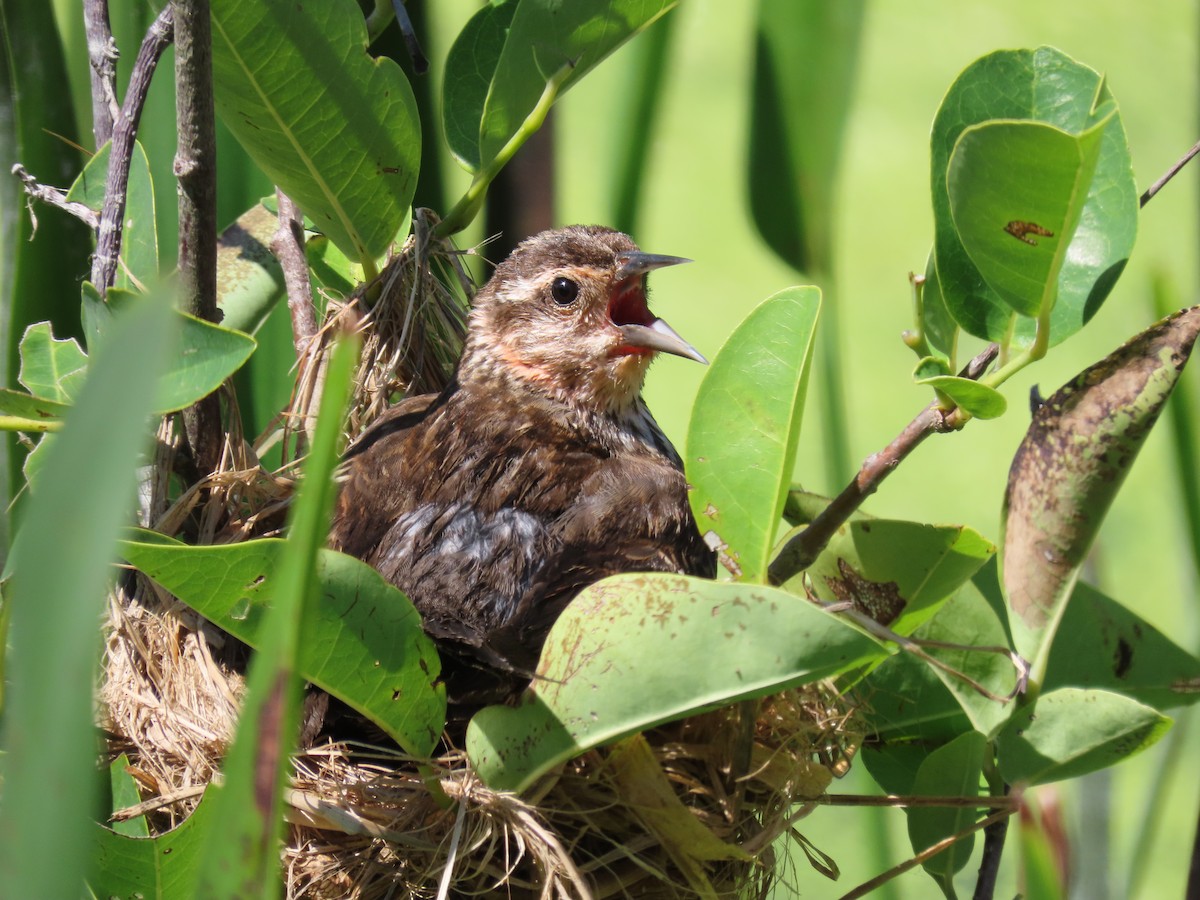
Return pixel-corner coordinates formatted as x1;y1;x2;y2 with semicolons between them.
931;47;1136;347
802;519;995;636
687;287;821;583
476;1;675;171
17;322;87;401
1002;305;1200;680
1044;582;1200;711
996;688;1170;785
211;0;420;263
916;374;1008;420
467;573;884;792
89;788;216;899
122;537;445;758
907;730;986;881
442;0;518;172
948;117;1111;320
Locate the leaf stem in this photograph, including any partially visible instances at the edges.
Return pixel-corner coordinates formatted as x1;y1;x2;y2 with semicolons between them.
0;417;63;434
433;64;573;240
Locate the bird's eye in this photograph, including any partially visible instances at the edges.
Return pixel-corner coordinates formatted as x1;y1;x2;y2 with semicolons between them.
550;276;579;305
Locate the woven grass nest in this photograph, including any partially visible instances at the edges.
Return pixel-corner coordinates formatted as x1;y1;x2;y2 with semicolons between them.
101;217;861;898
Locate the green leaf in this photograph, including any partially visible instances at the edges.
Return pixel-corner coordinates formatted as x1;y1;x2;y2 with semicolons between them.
916;375;1008;419
1043;581;1200;711
914;356;953;381
477;1;674;170
0;387;70;421
107;754;149;838
916;571;1020;738
442;0;518;172
66;139;158;290
801;519;995;636
80;287;258;414
748;0;866;274
211;0;420;263
1002;306;1200;682
120;539;444;756
17;321;88;401
907;730;986;882
918;253;959;367
996;688;1171;785
89;788;215;898
157;307;257;413
0;298;176;900
860;742;932;797
196;335;357;896
306;233;362;298
687;287;821;582
948;116;1111;320
931;47;1137;347
466;573;884;792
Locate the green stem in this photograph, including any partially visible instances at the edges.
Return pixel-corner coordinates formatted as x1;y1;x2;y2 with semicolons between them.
434;64;573;240
0;416;63;434
365;0;391;42
982;308;1051;391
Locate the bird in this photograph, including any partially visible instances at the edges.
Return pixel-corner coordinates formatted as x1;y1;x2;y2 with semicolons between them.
329;225;717;700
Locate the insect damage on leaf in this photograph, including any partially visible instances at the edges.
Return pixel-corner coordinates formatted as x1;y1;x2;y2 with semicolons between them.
825;558;905;625
1003;220;1054;246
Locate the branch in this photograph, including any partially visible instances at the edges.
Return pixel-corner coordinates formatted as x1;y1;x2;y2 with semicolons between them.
92;4;174;291
83;0;120;147
174;0;221;474
269;190;318;356
11;164;99;229
768;343;999;586
973;787;1011;900
1140;137;1200;208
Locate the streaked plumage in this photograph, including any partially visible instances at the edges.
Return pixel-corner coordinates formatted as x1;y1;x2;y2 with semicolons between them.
330;226;716;697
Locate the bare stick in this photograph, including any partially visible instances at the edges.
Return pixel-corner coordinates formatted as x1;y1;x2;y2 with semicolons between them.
175;0;222;475
270;190;318;357
11;164;99;229
1140;138;1200;208
768;343;999;586
839;808;1014;900
973;788;1011;900
92;4;174;291
83;0;119;147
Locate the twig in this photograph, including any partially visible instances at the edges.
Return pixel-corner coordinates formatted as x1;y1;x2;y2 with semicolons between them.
83;0;119;147
817;793;1016;810
767;342;999;586
271;189;322;448
973;786;1011;900
270;190;318;357
92;4;174;291
11;164;99;229
1140;138;1200;208
392;0;428;74
175;0;221;475
839;808;1015;900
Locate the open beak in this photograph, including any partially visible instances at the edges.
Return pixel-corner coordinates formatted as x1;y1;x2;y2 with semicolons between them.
611;251;707;364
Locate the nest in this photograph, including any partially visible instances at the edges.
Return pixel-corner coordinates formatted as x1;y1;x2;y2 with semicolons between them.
100;217;860;898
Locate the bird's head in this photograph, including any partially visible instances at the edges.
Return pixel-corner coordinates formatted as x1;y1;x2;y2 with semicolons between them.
461;226;705;412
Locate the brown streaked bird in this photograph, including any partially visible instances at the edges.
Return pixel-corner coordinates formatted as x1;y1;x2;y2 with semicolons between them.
329;225;717;699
